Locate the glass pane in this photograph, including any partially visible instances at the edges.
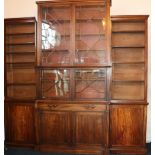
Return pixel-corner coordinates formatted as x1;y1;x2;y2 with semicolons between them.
41;6;71;66
41;69;70;98
75;69;107;99
75;4;107;65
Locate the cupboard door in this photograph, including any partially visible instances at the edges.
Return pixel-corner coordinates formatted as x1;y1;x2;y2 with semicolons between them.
75;110;108;146
110;105;147;147
37;110;71;145
5;103;35;145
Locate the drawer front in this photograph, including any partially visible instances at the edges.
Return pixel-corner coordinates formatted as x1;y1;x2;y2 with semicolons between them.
36;101;107;112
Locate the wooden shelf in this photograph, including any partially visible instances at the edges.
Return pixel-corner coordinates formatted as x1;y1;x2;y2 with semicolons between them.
73;64;111;68
76;19;103;23
112;80;144;83
6;97;36;100
6;64;35;69
6;62;35;65
42;49;69;53
112;61;145;64
37;64;112;68
6;32;35;36
76;79;105;81
41;79;70;82
7;83;36;86
76;34;105;37
112;46;145;48
48;19;70;24
112;30;145;33
110;100;147;104
6;42;35;46
6;52;35;55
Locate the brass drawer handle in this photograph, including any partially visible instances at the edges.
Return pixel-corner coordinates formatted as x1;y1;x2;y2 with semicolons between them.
48;104;58;110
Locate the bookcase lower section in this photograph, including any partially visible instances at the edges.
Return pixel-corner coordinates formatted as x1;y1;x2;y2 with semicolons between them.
4;102;147;155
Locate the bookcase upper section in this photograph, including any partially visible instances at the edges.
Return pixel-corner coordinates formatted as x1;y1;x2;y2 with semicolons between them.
37;0;111;67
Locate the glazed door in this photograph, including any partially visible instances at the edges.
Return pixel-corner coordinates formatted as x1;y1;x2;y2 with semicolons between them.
38;1;110;66
75;2;110;65
40;5;72;66
37;110;71;145
5;103;35;145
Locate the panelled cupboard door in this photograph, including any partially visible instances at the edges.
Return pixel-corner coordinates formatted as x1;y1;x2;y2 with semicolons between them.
36;102;108;147
110;105;147;147
5;103;35;146
75;111;108;147
37;110;71;145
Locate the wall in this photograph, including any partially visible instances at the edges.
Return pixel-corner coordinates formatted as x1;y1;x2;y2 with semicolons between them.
4;0;151;142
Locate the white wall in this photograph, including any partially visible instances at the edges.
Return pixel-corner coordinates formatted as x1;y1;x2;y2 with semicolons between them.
4;0;151;142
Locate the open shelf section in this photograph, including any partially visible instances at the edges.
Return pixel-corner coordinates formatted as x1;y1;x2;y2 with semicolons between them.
111;16;147;101
5;17;36;100
111;81;145;100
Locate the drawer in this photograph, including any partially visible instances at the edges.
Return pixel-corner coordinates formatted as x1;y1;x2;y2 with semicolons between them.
36;101;107;112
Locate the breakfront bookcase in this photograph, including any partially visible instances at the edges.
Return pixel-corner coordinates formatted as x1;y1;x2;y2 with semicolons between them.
4;1;149;155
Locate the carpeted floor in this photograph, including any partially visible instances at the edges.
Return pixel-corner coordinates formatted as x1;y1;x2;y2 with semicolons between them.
4;143;151;155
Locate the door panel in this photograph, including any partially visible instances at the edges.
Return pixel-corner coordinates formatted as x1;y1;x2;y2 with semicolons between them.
75;111;108;146
5;103;35;145
110;105;146;147
38;111;71;145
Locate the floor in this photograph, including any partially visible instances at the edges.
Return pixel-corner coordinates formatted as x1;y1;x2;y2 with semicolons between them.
5;143;151;155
